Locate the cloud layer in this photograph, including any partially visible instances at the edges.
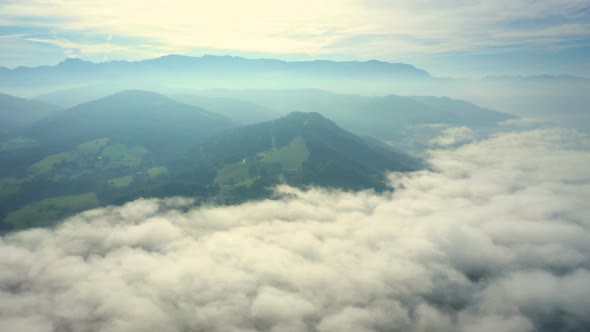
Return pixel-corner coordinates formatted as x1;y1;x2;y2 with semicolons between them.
1;127;589;332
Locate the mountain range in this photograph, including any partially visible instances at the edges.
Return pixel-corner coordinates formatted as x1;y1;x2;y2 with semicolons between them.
190;89;516;139
29;86;515;140
0;90;425;231
2;55;586;134
0;55;431;92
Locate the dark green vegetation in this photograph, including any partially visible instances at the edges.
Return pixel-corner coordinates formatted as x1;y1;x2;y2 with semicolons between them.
0;85;516;232
5;193;100;230
0;135;170;230
0;89;434;231
186;112;421;195
0;90;237;230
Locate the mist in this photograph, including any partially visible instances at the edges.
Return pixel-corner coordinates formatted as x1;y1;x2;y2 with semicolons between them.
4;58;588;133
1;126;589;332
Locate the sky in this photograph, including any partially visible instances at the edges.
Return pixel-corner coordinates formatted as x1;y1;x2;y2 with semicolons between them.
2;124;589;331
0;0;589;78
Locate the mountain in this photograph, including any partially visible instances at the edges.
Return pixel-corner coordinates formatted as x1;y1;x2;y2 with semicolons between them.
0;89;236;179
24;90;236;154
0;55;432;92
4;56;585;133
34;85;128;109
199;89;516;138
0;111;423;229
32;87;514;139
0;93;58;136
406;96;513;125
178;111;422;194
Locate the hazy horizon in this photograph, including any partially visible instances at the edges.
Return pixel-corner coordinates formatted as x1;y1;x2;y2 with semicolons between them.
3;53;590;81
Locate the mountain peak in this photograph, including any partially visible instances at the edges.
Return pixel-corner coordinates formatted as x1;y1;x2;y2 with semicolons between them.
194;111;422;193
283;111;325;120
111;89;168;98
278;111;336;128
58;58;91;66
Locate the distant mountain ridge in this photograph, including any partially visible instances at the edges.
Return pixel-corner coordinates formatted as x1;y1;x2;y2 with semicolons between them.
198;89;516;139
483;74;590;81
3;54;431;76
31;87;516;142
0;54;431;89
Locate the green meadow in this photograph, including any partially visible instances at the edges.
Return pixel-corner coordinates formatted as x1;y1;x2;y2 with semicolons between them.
215;137;309;187
5;192;100;229
259;136;309;170
147;166;168;178
107;175;134;188
0;136;37;151
100;144;150;168
29;152;76;175
0;177;29;198
76;137;110;154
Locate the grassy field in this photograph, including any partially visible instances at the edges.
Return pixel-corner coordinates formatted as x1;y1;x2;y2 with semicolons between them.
25;139;151;180
0;177;29;197
259;136;309;170
29;152;75;175
100;144;150;168
0;136;37;152
147;166;168;178
76;138;110;154
107;175;134;188
5;192;100;229
214;137;309;188
214;162;253;187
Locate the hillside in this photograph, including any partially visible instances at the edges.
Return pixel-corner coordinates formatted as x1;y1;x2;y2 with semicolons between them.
182;111;422;194
0;111;422;229
24;90;236;154
0;93;58;136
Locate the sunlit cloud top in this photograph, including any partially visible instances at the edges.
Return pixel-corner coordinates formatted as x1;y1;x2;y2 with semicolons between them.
0;0;589;76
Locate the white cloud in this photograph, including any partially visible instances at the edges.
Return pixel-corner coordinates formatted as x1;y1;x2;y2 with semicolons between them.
1;127;589;331
429;126;474;147
0;0;588;62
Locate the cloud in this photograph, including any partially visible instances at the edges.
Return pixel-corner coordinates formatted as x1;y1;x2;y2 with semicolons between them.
0;0;589;63
20;35;176;65
429;126;474;147
1;127;589;331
